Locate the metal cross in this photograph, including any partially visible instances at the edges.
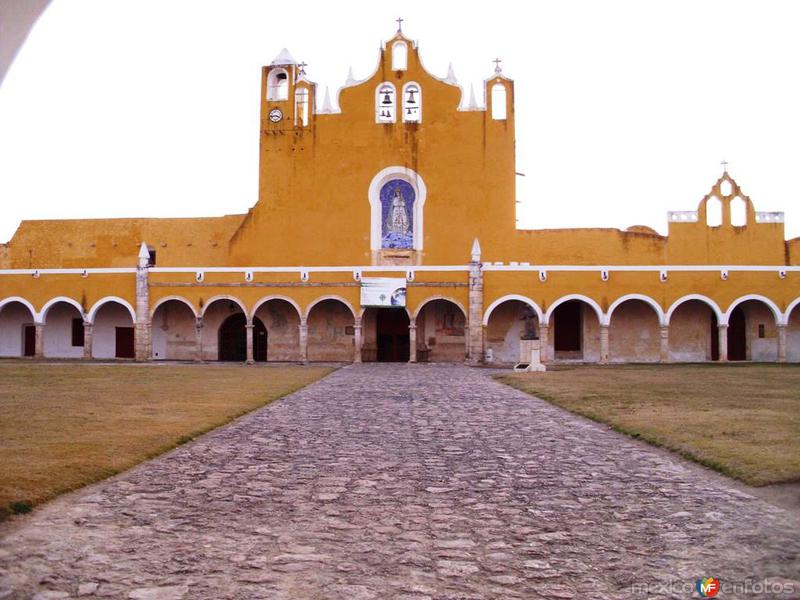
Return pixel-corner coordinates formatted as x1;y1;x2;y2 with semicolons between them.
298;61;307;75
493;57;502;73
721;159;728;172
396;17;404;32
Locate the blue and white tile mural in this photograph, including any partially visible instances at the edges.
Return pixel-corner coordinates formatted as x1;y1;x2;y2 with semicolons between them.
380;179;415;249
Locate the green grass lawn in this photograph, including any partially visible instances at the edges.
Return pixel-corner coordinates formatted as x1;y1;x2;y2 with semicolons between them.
0;362;332;519
498;364;800;486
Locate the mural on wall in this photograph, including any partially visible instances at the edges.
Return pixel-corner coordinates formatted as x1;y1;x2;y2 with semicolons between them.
381;179;415;249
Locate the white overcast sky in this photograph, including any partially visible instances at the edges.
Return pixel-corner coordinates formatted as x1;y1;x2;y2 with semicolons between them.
1;0;799;244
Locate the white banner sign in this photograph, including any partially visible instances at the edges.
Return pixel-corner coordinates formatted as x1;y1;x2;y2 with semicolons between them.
360;277;407;307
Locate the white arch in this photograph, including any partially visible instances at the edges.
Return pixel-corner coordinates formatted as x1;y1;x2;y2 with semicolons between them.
368;166;427;251
251;295;303;321
412;296;467;321
87;296;136;324
0;296;38;321
483;294;543;326
784;297;800;325
40;296;85;322
151;295;198;319
724;294;783;326
665;294;724;326
200;295;247;319
606;294;666;327
304;295;357;321
544;294;604;326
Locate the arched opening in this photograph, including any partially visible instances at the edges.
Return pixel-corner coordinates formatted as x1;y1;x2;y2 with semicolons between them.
392;41;408;71
92;301;135;359
727;299;779;362
361;307;409;362
152;299;197;360
253;298;301;361
607;299;661;362
485;299;539;364
414;299;466;362
550;299;601;361
787;301;800;363
376;83;396;123
402;82;421;122
730;196;747;226
0;300;36;357
217;313;267;362
267;68;289;101
201;298;246;361
667;299;720;361
491;83;507;120
42;301;84;358
706;196;722;227
295;88;309;127
307;299;355;362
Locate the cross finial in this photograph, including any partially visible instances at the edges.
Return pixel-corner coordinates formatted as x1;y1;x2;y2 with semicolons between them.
396;17;404;32
721;159;728;173
298;61;307;75
493;57;502;73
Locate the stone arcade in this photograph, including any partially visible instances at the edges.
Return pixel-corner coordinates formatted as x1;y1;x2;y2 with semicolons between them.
1;25;799;365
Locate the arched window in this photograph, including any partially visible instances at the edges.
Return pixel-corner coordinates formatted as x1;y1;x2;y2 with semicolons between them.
376;83;396;123
706;196;722;227
491;83;507;120
392;42;408;71
295;88;309;127
267;68;289;101
402;82;421;123
731;196;747;226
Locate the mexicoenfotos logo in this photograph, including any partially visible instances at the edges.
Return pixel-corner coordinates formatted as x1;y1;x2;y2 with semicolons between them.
696;577;721;597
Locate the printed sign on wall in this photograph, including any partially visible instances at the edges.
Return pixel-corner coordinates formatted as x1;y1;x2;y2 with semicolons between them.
360;277;407;307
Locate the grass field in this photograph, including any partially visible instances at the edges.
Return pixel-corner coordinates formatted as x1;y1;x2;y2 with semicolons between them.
0;362;332;519
498;364;800;486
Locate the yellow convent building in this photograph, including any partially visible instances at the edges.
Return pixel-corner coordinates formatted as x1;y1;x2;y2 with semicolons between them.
1;27;799;365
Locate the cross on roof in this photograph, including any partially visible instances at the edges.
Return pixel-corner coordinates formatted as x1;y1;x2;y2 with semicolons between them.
721;159;729;173
396;17;404;32
493;57;502;73
298;61;307;75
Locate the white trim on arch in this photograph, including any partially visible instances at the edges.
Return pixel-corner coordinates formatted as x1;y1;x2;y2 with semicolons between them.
150;295;198;319
412;296;467;321
784;297;800;325
40;296;85;322
0;296;38;321
483;294;543;326
606;294;666;327
87;296;136;324
724;294;783;326
367;166;427;252
665;294;724;326
304;295;357;321
544;294;604;326
199;295;247;319
251;295;303;321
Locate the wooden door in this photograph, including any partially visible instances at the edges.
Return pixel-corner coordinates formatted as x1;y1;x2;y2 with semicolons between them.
23;325;35;357
115;327;135;359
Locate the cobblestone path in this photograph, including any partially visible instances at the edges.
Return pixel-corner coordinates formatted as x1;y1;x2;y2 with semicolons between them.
1;364;798;600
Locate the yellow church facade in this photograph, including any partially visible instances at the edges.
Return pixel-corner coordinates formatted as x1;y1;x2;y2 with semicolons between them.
1;27;799;365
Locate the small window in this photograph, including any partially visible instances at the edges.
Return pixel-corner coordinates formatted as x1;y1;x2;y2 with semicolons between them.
267;68;289;101
402;83;421;123
392;41;408;70
706;196;722;227
71;318;85;347
295;88;309;127
147;248;156;267
376;83;396;123
491;83;507;120
730;196;747;226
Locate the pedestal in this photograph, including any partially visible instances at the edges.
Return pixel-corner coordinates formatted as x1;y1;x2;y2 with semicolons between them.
515;339;546;372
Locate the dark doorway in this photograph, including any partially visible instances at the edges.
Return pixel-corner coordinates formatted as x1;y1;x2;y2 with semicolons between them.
115;327;135;359
554;300;582;353
376;308;410;362
24;325;35;357
710;311;719;361
218;314;267;362
727;306;746;361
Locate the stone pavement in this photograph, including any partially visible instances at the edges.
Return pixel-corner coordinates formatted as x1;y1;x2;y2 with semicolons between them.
1;364;798;600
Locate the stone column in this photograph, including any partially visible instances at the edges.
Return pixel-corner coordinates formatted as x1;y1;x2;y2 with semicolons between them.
777;324;787;363
408;321;417;363
194;317;203;362
718;324;728;362
659;325;670;363
34;323;44;359
539;324;549;364
599;324;609;364
134;242;151;362
353;319;363;363
245;321;255;365
299;318;308;364
83;321;93;360
467;238;484;364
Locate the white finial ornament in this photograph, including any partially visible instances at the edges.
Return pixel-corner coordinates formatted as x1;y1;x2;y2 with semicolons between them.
471;238;482;262
321;86;333;113
445;62;457;84
345;66;356;86
468;84;478;110
138;242;150;267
